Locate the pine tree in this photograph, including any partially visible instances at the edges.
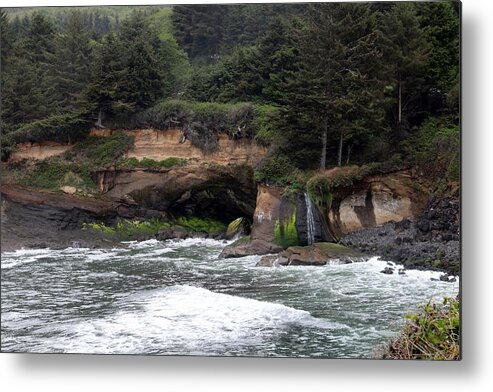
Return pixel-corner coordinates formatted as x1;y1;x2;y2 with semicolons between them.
419;1;459;91
20;11;55;63
2;12;56;124
172;5;227;62
257;16;300;104
1;10;13;68
83;32;128;124
379;3;429;141
117;11;163;111
44;11;92;113
280;3;384;169
84;12;164;123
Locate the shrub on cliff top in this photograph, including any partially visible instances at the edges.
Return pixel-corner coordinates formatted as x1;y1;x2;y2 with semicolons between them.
403;116;459;184
67;133;134;168
133;100;277;153
1;113;91;161
119;156;187;169
254;154;304;187
380;297;460;360
14;157;96;191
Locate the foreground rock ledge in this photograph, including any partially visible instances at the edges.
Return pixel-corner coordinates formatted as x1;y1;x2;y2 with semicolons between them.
257;242;364;267
219;238;283;258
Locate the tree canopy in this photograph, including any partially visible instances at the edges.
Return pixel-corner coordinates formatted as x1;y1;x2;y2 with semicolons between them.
1;2;460;178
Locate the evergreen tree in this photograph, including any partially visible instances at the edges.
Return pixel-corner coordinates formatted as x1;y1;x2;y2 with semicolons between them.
379;3;429;141
83;32;128;124
280;3;384;169
84;12;164;123
257;16;301;104
172;5;227;62
44;11;92;113
419;2;459;91
20;11;55;63
117;12;163;111
1;10;13;67
2;12;56;125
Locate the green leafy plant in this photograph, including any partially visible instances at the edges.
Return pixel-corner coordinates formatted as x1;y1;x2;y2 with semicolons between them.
13;157;96;191
381;297;460;360
254;154;303;186
404;116;459;183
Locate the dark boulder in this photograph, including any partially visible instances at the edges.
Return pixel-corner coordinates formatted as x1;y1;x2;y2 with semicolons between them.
257;243;362;267
219;239;283;259
156;226;189;240
381;267;394;274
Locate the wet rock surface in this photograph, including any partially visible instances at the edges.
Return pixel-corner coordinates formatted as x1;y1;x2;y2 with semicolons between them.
219;239;283;259
256;242;363;267
1;188;122;251
340;195;460;275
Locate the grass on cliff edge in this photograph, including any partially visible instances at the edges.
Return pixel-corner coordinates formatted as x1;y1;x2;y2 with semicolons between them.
11;157;96;191
379;297;460;360
66;133;134;168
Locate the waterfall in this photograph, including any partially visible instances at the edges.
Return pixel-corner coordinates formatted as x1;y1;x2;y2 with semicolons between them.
304;192;316;245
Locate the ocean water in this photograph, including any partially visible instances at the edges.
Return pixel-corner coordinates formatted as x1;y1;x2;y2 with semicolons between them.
1;238;459;358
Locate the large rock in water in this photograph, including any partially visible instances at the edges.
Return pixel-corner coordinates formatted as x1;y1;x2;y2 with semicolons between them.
220;238;283;258
0;185;121;251
257;243;363;267
156;225;189;240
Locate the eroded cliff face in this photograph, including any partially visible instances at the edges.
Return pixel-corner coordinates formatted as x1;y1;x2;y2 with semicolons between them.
250;186;331;247
327;171;428;238
9;128;268;166
92;163;257;223
10;141;73;161
90;128;268;166
3;129;264;248
249;172;426;248
221;170;428;258
0;185;121;251
5;127;430;255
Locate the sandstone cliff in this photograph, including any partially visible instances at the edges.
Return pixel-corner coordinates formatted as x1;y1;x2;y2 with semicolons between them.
10;128;268;166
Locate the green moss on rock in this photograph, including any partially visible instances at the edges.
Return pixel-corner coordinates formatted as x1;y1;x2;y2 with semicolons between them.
226;217;245;238
274;209;299;249
314;242;361;257
83;218;171;240
176;216;227;235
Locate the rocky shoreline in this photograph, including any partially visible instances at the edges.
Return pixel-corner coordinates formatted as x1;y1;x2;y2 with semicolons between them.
0;186;226;252
340;195;460;276
1;183;460;278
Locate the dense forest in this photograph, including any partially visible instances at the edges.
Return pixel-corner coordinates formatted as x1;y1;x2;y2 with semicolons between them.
0;2;460;189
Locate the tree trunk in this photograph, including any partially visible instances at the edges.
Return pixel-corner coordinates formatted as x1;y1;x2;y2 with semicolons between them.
320;116;328;171
95;109;104;128
337;129;344;167
398;79;402;127
346;144;352;165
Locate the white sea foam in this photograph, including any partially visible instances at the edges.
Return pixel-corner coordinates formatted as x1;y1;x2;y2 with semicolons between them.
52;285;343;355
1;248;55;269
